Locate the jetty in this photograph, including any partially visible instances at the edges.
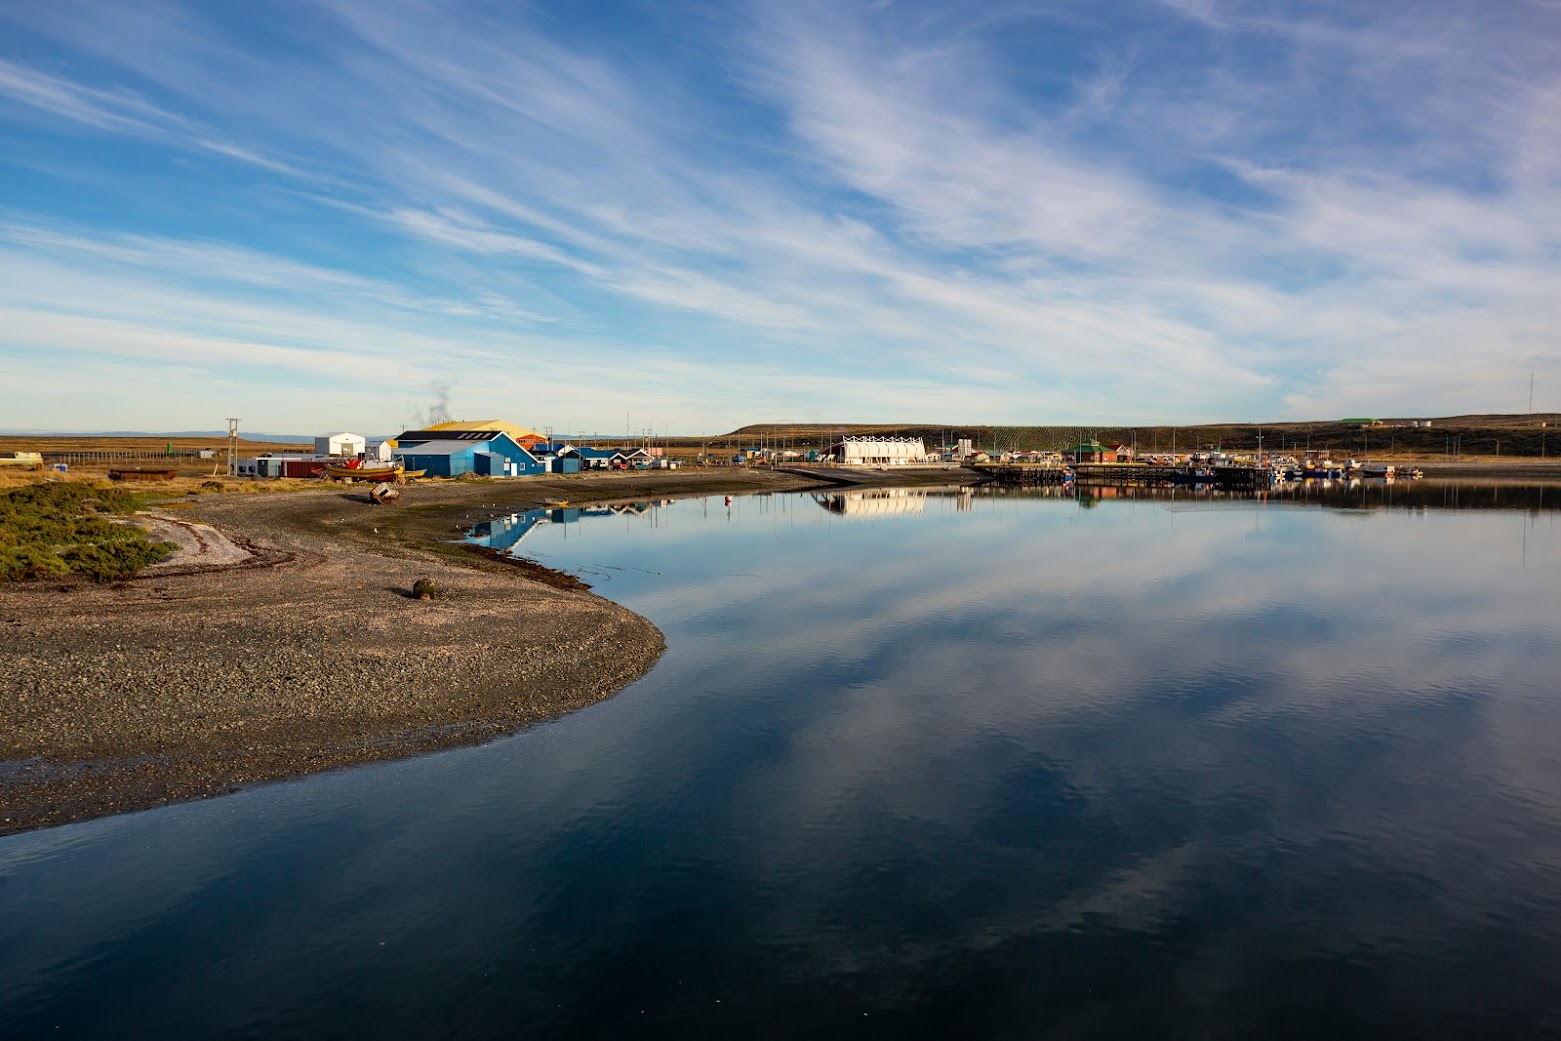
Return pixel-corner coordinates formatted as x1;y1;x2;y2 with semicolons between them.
979;461;1276;490
974;462;1073;486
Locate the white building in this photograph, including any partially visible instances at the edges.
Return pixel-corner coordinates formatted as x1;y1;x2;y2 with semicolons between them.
315;431;367;457
365;439;396;462
829;436;929;466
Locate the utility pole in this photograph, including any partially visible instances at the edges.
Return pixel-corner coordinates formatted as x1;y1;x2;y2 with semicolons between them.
226;417;241;476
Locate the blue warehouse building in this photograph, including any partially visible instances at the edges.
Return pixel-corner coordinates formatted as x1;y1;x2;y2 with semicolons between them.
394;430;545;478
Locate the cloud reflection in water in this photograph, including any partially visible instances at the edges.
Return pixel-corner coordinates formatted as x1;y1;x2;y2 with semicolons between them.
3;486;1560;1038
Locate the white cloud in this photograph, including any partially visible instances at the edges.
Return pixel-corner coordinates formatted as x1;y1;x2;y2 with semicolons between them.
1;0;1559;427
0;58;296;174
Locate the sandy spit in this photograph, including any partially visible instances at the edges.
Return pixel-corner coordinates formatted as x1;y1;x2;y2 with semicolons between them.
0;468;849;836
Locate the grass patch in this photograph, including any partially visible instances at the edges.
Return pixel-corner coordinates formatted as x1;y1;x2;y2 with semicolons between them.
0;481;178;583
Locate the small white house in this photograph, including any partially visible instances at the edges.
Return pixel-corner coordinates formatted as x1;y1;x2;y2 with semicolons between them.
366;439;396;462
315;431;366;458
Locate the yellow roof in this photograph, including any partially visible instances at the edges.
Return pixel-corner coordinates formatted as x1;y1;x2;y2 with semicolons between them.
424;419;543;440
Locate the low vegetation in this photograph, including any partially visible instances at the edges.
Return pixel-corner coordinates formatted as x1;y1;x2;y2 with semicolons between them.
0;481;176;583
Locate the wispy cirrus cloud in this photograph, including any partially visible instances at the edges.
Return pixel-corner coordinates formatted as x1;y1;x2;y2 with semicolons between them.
0;0;1557;430
0;57;298;174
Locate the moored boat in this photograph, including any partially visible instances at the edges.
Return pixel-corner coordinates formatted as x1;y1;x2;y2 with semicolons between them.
1298;453;1342;479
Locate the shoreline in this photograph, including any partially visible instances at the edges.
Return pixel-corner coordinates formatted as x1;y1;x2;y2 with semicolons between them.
0;468;937;836
1;461;1552;837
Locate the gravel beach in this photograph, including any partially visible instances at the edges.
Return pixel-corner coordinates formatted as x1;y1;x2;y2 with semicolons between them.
0;469;834;835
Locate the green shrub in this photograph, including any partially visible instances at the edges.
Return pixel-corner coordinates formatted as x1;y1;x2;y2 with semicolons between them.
0;482;177;583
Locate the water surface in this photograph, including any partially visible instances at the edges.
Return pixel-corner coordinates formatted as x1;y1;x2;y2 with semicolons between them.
3;483;1559;1039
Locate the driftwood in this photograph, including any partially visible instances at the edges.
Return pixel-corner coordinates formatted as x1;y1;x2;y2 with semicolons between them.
369;482;401;505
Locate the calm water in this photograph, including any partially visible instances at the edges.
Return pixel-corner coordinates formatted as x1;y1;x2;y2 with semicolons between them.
3;482;1560;1039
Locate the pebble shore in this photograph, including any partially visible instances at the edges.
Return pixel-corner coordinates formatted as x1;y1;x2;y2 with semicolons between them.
2;475;816;835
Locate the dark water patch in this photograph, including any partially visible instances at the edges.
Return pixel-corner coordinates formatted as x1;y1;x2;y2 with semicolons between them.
4;486;1561;1038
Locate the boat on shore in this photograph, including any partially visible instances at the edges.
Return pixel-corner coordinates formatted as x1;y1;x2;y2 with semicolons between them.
316;462;425;482
107;467;179;481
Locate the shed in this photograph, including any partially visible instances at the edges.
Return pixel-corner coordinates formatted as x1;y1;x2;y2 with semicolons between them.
280;458;324;479
575;447;625;470
316;432;366;457
474;452;518;477
1064;442;1109;464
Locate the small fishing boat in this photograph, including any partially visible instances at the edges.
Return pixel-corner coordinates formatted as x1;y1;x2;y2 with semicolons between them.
1298;453;1343;479
317;462;425;482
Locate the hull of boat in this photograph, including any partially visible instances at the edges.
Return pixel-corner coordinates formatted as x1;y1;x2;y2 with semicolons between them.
319;464;418;481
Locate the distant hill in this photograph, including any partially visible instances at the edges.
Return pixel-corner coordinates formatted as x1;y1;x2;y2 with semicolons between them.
683;413;1560;458
0;430;316;442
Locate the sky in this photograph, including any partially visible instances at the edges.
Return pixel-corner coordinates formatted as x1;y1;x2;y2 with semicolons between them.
1;0;1558;435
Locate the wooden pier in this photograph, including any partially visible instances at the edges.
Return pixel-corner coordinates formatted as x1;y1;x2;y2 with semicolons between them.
1073;462;1275;489
980;461;1275;489
975;463;1073;486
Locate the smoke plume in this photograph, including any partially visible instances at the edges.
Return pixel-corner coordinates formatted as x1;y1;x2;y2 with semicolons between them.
427;382;453;426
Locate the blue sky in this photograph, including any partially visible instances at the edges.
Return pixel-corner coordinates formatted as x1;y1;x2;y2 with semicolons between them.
1;0;1557;434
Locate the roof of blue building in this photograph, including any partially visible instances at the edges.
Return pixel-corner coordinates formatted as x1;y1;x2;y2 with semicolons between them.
395;440;480;456
400;428;520;442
